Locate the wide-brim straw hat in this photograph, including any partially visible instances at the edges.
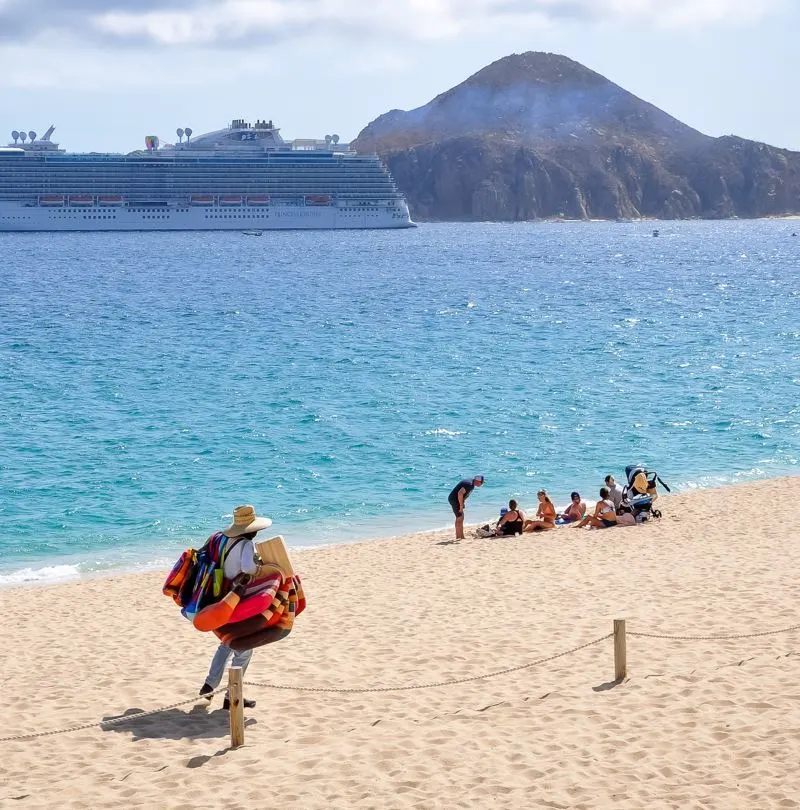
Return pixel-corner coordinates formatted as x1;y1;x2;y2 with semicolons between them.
224;504;273;537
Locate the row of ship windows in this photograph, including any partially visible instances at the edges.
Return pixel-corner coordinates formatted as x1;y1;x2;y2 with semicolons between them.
2;177;394;185
2;180;395;186
204;213;269;219
3;189;397;195
2;170;391;176
50;213;118;219
26;160;383;168
4;190;398;197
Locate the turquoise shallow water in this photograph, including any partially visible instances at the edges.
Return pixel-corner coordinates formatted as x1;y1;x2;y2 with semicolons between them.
1;220;798;584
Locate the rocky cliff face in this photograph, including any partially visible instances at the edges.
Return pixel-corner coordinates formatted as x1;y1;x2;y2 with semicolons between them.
353;52;800;221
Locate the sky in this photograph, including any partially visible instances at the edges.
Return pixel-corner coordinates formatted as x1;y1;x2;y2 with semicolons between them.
1;0;798;153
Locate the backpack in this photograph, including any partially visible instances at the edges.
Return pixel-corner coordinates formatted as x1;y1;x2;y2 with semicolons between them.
163;532;244;621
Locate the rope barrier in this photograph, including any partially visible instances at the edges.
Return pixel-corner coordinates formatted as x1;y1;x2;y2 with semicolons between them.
628;623;800;641
3;619;800;744
0;634;610;742
243;633;613;694
0;686;227;744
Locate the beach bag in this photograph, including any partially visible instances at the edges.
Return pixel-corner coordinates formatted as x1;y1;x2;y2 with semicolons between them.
162;533;243;617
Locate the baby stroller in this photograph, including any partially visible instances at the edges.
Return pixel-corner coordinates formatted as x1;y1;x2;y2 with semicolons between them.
620;465;671;521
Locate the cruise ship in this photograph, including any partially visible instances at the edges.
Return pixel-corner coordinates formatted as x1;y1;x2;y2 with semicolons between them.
0;120;414;231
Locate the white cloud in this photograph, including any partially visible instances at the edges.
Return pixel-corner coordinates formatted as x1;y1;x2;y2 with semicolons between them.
0;0;786;49
601;0;783;28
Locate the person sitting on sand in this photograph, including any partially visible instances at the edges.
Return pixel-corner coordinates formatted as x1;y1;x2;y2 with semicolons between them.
496;499;525;536
573;487;618;529
604;475;625;513
558;491;586;523
523;490;557;532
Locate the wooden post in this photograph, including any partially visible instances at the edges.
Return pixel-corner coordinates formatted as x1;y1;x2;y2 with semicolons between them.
614;619;627;682
228;666;245;749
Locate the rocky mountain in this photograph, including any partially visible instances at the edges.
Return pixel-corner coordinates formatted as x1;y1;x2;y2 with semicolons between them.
353;52;800;221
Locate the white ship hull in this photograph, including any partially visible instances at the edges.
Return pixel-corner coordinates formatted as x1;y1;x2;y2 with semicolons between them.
0;200;414;232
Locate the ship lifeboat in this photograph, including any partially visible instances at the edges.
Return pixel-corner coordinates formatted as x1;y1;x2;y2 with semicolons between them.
306;194;332;206
219;195;243;206
247;195;270;206
69;195;94;206
98;195;124;207
39;195;64;207
190;195;215;206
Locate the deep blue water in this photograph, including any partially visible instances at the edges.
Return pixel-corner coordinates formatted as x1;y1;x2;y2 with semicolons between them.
1;220;798;584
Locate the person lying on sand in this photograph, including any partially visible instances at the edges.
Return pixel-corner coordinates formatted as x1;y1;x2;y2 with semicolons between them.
523;490;557;532
573;487;617;529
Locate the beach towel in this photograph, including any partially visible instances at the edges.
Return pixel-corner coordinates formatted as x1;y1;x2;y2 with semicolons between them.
192;570;284;631
164;532;306;649
216;574;304;651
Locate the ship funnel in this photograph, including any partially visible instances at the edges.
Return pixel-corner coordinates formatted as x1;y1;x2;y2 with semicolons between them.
176;127;184;143
28;131;37;142
11;130;19;143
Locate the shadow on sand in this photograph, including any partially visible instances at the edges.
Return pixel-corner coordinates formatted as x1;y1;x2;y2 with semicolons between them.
592;678;626;693
101;703;258;742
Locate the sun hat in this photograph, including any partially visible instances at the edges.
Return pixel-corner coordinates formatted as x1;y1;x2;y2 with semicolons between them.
224;504;273;537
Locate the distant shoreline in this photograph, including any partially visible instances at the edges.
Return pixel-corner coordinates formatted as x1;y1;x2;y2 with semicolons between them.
405;214;800;223
3;474;797;591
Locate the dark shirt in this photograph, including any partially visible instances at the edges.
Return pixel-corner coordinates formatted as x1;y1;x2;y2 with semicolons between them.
448;479;475;505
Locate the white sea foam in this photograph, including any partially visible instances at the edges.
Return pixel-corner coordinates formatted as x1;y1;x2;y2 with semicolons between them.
0;557;173;589
0;564;83;586
424;428;465;437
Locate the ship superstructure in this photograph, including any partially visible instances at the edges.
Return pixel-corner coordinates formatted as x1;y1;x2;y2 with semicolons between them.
0;120;413;231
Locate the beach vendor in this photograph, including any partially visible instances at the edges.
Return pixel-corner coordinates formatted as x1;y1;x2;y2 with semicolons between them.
448;475;485;539
198;505;272;711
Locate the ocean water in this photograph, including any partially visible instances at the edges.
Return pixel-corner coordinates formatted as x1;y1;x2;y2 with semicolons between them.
1;220;798;585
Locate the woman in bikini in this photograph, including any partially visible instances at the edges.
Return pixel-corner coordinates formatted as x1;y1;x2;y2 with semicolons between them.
573;487;618;529
495;500;525;536
523;490;557;532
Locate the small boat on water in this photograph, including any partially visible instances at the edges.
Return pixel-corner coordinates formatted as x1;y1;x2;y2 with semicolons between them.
653;229;660;237
242;229;263;236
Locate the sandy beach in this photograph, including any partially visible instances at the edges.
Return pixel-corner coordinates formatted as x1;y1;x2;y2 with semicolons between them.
2;477;800;809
